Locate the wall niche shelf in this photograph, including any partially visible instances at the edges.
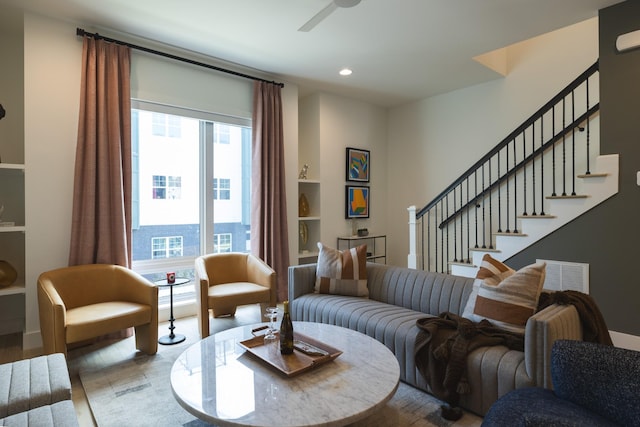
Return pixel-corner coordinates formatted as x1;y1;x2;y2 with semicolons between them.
297;179;321;262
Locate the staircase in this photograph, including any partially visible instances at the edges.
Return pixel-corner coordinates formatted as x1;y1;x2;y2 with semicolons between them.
408;61;620;277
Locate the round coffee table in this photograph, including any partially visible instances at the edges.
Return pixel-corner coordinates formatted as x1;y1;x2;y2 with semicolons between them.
170;322;400;427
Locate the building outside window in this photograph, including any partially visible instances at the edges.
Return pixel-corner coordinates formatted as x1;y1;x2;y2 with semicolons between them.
131;106;252;305
151;236;184;259
213;233;232;253
213;178;231;200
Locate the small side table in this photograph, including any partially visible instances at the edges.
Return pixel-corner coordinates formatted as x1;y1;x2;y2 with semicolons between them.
154;277;190;345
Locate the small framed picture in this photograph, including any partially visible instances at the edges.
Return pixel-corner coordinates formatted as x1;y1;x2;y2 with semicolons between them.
346;147;370;182
346;185;370;219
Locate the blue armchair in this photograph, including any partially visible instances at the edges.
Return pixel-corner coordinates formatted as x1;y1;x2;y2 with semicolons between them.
482;339;640;426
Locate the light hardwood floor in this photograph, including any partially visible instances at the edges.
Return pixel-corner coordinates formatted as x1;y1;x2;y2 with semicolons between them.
0;305;265;426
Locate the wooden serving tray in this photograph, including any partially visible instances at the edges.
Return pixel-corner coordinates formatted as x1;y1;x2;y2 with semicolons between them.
239;332;342;377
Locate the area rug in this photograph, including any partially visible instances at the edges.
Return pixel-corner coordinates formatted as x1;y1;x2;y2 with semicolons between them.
74;315;482;427
79;350;481;427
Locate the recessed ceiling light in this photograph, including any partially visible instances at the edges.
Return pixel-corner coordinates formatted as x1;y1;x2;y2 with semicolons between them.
339;68;353;76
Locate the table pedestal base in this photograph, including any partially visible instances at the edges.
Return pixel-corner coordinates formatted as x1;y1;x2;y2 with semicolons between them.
159;333;186;345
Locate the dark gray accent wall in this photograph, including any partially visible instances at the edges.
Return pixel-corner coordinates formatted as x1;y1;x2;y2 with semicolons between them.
508;0;640;336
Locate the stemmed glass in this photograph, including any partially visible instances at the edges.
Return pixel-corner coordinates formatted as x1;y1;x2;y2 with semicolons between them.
264;307;279;340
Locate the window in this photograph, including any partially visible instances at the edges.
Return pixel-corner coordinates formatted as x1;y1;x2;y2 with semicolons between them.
213;178;231;200
151;236;183;259
152;175;181;199
214;123;230;144
152;112;181;138
214;233;232;253
131;104;252;304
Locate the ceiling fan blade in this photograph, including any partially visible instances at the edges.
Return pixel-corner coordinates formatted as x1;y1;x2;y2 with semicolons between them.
298;2;338;32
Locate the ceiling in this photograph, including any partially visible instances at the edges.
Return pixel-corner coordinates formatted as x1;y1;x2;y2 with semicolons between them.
1;0;625;107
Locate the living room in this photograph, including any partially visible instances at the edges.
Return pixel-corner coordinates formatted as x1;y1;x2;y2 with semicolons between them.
0;1;639;423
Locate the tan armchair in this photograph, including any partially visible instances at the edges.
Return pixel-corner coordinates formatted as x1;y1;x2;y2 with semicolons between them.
37;264;158;356
195;253;276;338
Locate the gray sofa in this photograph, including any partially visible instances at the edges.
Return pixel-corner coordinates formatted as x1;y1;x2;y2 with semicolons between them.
288;262;583;416
0;353;79;427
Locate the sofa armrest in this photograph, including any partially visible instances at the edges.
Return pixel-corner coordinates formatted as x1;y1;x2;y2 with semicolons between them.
288;263;317;302
524;303;582;388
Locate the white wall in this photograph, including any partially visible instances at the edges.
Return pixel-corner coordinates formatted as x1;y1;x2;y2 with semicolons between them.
298;93;388;253
20;11;299;349
386;18;600;266
23;13;81;349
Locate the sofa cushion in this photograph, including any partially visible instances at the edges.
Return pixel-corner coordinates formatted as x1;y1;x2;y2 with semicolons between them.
315;242;368;297
464;255;545;333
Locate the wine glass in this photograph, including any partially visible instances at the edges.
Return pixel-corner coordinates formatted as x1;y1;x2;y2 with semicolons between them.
264;307;278;340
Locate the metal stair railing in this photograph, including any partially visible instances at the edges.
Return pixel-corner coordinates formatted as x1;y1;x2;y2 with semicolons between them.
409;62;599;273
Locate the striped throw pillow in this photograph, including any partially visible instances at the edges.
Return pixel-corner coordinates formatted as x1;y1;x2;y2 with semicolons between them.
315;242;368;297
462;254;515;319
464;254;546;334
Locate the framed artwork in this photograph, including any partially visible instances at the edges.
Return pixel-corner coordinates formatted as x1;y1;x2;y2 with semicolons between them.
345;185;370;219
346;147;370;182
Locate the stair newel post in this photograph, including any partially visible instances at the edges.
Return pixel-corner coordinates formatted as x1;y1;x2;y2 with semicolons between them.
407;205;417;269
571;90;577;196
540;117;546;216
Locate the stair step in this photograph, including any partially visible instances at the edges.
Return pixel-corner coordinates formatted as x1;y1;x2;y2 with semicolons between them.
469;247;500;253
578;172;608;178
448;261;474;267
516;214;557;219
546;194;589;199
494;232;527;237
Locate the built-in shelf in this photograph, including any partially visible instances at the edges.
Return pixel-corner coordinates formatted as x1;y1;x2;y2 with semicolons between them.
298;179;321;262
0;284;25;297
0;226;26;233
0;163;25;170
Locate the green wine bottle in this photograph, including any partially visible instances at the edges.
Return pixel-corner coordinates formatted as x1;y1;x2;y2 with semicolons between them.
280;300;294;355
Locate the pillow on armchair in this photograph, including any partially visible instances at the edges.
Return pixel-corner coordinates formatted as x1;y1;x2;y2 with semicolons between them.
315;242;368;297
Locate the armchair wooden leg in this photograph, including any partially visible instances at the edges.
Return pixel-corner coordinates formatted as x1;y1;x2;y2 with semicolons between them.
212;304;237;318
134;323;158;355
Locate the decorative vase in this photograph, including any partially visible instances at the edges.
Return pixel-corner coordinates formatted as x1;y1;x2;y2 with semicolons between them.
0;260;17;288
299;193;310;217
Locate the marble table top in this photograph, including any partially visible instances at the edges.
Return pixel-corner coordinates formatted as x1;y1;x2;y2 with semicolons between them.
170;321;400;427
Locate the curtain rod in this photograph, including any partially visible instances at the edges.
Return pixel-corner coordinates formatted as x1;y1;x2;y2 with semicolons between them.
76;28;284;88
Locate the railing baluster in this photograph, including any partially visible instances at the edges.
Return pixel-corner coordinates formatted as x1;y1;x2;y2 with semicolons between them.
481;163;486;248
505;142;510;233
488;159;493;249
571;90;577;196
552;105;557;197
586;77;591;175
513;139;519;234
459;184;464;262
562;96;567;196
466;178;470;262
522;130;528;216
540;117;546;215
497;149;502;232
532;123;537;215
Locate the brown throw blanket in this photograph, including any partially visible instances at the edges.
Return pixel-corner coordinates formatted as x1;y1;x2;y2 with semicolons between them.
414;312;525;420
414;290;611;420
537;290;613;345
